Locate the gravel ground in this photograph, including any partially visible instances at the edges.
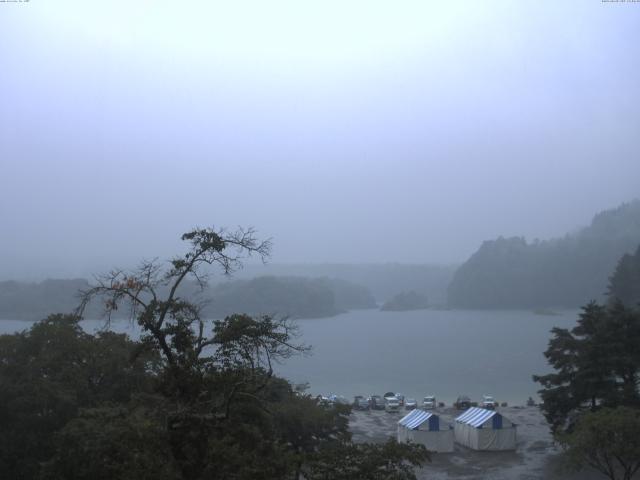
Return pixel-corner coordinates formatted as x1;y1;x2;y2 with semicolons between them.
349;406;605;480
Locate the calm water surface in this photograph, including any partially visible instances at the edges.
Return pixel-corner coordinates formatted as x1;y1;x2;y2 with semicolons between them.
276;308;579;405
0;308;579;405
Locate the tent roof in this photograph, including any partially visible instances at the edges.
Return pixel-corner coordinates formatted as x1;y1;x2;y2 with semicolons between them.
398;409;434;429
455;407;497;427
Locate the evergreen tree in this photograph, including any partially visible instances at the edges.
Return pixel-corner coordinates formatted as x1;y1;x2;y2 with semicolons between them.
533;302;640;432
608;244;640;308
559;407;640;480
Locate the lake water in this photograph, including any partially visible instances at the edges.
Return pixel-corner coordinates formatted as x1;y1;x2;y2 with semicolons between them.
276;308;580;405
0;308;579;406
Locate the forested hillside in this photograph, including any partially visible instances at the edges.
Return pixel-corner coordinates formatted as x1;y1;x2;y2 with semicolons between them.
447;200;640;308
0;279;96;320
235;263;456;305
0;276;375;321
203;276;376;319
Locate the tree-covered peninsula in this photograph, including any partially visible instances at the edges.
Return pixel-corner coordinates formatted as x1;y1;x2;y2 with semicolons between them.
448;200;640;309
380;291;429;311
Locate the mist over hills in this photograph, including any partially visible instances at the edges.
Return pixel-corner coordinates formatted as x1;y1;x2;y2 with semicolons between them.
447;200;640;309
380;291;430;312
201;276;376;319
230;263;456;305
0;279;94;321
2;200;639;319
0;263;455;321
0;276;379;322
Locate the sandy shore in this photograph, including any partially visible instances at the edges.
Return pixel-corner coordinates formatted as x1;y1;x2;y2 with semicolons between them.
349;406;605;479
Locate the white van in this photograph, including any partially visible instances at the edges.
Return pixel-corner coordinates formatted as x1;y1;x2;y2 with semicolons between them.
423;395;436;409
385;396;400;413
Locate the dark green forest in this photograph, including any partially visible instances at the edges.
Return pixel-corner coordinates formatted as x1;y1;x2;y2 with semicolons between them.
534;253;640;480
448;200;640;309
0;228;428;480
607;244;640;308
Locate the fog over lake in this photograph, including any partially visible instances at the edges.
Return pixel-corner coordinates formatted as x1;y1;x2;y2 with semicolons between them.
2;2;639;478
2;2;640;281
0;308;579;405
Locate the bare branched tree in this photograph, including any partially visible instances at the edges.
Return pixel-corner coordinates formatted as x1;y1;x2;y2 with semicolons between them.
75;226;307;410
77;227;268;359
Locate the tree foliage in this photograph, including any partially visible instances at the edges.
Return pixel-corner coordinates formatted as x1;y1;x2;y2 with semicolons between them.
0;226;431;479
42;403;181;480
303;439;430;480
559;407;640;480
608;244;640;308
0;314;158;479
535;248;640;479
533;302;640;432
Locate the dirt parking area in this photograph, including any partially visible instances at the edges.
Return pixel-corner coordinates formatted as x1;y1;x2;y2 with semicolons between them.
349;406;603;480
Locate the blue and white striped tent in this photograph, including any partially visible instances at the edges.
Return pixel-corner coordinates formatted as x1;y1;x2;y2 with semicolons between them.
455;407;504;428
397;409;453;452
454;407;516;451
399;409;441;430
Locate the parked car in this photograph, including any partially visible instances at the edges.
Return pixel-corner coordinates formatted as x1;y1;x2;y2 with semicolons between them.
370;395;385;410
383;392;396;400
404;398;418;410
455;395;471;410
353;395;370;410
482;395;496;410
385;396;401;413
422;395;436;409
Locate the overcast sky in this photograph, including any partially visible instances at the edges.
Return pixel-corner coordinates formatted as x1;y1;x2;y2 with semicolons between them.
1;1;639;279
